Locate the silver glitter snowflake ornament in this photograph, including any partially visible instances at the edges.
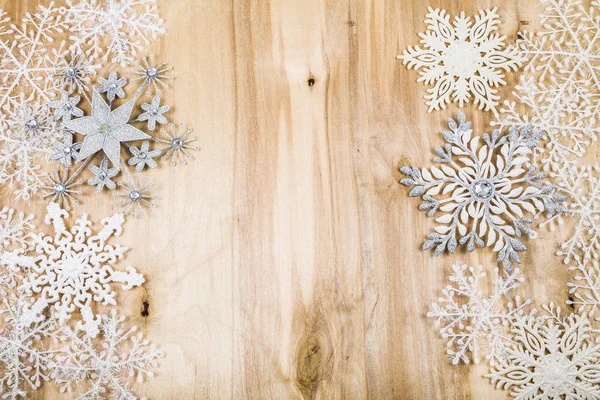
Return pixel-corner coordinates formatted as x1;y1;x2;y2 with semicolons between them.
128;141;160;171
65;89;150;167
138;95;169;130
87;156;118;192
398;7;524;112
40;168;83;211
155;122;199;166
96;71;127;103
400;112;566;271
50;132;82;167
113;168;156;217
48;90;84;122
130;55;172;95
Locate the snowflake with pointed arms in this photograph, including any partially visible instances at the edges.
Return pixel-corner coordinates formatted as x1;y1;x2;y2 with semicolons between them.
400;113;566;270
494;0;600;172
52;310;163;399
0;295;58;399
398;7;524;112
6;202;144;336
63;0;166;66
428;264;531;366
0;207;34;252
487;303;600;399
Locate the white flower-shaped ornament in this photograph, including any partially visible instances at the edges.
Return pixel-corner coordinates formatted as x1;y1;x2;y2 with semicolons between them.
398;7;524;112
400;113;566;270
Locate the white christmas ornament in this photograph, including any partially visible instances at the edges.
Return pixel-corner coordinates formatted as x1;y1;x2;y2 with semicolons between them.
428;264;531;366
398;7;524;112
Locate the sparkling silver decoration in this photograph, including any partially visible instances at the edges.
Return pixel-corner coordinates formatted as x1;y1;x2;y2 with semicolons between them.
96;72;127;103
65;90;150;167
128;141;160;171
138;95;169;130
48;91;84;122
54;54;97;96
51;133;82;167
40;168;84;211
87;156;119;192
113;167;156;217
130;55;172;95
400;112;567;271
155;123;199;166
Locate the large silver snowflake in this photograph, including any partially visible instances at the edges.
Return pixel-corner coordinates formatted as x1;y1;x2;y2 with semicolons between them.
400;112;566;270
63;0;166;66
398;7;524;112
6;202;144;335
428;264;531;366
52;310;163;399
487;303;600;399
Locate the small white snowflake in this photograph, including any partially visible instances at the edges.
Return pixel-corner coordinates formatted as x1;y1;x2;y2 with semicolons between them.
487;303;600;399
428;264;531;366
400;112;566;270
398;7;524;112
6;202;144;335
0;207;35;252
63;0;166;66
0;295;58;399
52;310;163;399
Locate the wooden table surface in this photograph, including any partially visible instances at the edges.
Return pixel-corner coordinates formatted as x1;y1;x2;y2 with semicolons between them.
1;0;582;399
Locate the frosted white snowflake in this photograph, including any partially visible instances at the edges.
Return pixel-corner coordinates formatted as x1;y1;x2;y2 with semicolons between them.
487;303;600;399
428;264;531;366
398;7;524;112
6;202;144;335
494;0;600;173
0;295;58;399
52;310;163;399
63;0;166;66
0;207;34;252
400;113;566;270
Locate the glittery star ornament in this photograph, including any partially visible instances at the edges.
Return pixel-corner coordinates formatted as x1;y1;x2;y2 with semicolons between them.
65;90;150;167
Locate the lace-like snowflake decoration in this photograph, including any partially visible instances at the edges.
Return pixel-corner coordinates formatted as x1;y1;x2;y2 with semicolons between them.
7;202;144;336
398;7;524;112
0;207;34;252
428;264;531;366
487;303;600;399
0;295;58;399
400;113;566;270
52;310;163;399
62;0;166;66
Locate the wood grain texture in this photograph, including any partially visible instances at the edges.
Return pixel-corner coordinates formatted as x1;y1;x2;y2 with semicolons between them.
0;0;585;399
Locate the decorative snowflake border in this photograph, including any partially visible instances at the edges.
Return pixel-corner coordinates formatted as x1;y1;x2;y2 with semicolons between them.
400;112;566;271
398;7;524;112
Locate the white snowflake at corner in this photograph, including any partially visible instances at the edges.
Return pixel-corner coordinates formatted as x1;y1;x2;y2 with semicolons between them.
52;310;163;399
400;112;566;271
494;0;600;173
0;295;58;399
428;264;531;366
6;202;144;336
487;303;600;399
398;7;524;112
63;0;166;66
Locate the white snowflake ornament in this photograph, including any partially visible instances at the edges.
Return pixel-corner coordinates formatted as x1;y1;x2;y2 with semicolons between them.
0;207;35;252
487;303;600;399
52;310;163;399
400;113;566;271
398;7;524;112
428;264;531;366
7;202;144;336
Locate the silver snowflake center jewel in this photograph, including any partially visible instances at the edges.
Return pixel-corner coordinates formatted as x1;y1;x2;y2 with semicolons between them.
172;138;183;149
63;103;73;111
99;172;107;180
146;67;158;78
25;119;39;131
472;179;495;201
129;190;141;201
54;183;66;194
138;152;147;159
64;147;72;154
109;83;117;88
443;41;480;78
64;68;77;79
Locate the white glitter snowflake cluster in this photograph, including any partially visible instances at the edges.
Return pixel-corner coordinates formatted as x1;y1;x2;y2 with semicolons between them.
400;112;566;271
487;303;600;399
398;7;524;112
428;264;531;366
0;203;162;398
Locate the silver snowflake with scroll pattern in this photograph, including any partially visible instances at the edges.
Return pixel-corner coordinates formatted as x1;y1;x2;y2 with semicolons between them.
487;303;600;399
400;113;566;271
428;264;531;366
398;7;524;112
